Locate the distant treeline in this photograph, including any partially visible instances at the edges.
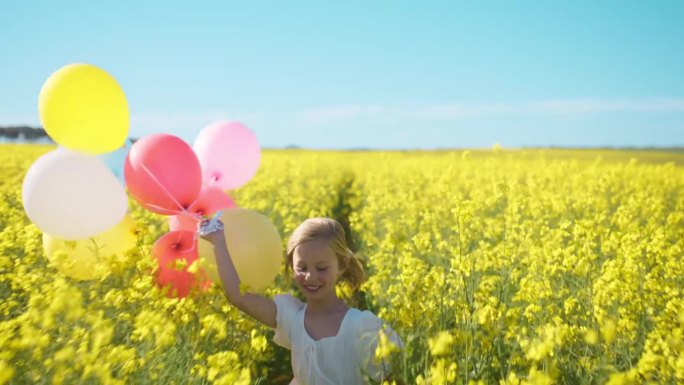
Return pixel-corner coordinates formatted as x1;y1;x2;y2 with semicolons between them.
0;126;49;140
0;126;681;151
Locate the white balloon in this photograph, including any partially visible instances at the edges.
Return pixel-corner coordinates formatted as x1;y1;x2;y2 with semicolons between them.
22;148;128;240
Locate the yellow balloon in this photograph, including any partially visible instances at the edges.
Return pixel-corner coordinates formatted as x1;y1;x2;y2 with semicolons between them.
43;215;137;280
198;208;282;292
39;63;129;154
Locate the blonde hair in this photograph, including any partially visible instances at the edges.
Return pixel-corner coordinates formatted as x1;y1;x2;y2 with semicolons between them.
285;217;366;291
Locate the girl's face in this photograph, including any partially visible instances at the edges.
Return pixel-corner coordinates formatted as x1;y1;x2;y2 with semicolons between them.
292;238;341;300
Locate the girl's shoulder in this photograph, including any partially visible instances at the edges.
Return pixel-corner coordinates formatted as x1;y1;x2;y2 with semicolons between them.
347;308;386;336
273;293;305;312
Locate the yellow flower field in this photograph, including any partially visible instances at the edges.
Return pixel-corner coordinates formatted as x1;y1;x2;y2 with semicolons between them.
1;144;682;384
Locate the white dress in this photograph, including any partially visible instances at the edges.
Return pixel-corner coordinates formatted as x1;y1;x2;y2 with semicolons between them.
272;294;402;385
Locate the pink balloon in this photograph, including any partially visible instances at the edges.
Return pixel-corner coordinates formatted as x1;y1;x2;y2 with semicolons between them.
125;134;202;215
153;230;209;298
169;186;237;232
193;121;261;190
168;214;198;233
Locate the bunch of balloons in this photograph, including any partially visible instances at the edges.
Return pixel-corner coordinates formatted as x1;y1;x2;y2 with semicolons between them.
126;123;281;298
22;63;283;298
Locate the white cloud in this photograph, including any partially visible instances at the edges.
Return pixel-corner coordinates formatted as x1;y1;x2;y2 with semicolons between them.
523;98;684;114
413;103;516;119
299;105;395;124
294;98;684;124
130;110;263;140
124;98;684;138
0;108;40;126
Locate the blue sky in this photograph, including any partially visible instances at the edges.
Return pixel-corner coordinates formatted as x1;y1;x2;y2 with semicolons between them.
1;1;683;149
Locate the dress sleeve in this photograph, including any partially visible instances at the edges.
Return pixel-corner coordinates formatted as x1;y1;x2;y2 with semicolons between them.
272;294;304;349
355;311;403;382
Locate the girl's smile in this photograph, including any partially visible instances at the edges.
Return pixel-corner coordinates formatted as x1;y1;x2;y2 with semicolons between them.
303;284;321;293
292;238;341;302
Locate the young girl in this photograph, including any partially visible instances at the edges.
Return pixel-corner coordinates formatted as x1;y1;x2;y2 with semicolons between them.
200;217;402;385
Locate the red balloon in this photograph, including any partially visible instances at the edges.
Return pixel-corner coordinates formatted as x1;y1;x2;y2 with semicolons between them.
169;186;237;232
124;134;202;215
152;230;209;298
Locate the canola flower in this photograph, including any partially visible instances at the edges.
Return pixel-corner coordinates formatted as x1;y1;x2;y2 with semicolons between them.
0;144;683;384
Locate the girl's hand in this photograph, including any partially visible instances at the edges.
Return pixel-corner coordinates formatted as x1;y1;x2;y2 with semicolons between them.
198;218;226;246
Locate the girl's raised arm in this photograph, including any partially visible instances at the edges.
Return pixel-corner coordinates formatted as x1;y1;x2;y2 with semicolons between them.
201;225;277;328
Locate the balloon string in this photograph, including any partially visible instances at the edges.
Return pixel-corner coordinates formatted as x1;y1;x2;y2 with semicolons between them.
126;190;185;216
177;209;224;263
179;210;223;255
127;153;203;265
139;162;194;216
